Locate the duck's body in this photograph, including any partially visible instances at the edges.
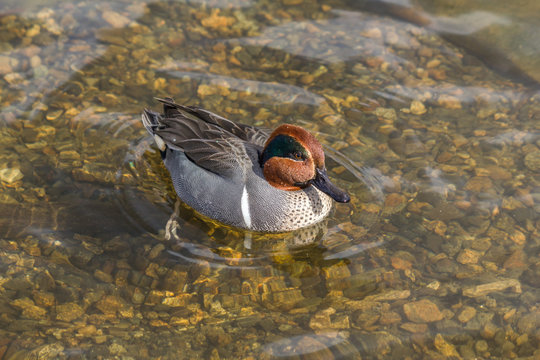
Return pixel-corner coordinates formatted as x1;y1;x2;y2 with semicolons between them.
142;98;349;232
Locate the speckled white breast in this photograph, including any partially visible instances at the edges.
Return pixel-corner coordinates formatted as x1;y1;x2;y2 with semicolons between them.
275;187;333;232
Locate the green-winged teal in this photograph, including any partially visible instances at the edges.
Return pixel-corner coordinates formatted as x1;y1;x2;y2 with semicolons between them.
142;98;350;232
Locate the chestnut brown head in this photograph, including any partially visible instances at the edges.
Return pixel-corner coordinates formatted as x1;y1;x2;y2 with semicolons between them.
260;124;350;203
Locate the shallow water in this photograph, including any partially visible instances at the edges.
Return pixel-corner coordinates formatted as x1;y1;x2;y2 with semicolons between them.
0;0;539;359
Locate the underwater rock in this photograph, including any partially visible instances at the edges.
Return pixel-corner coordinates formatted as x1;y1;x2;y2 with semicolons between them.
10;297;47;319
463;279;522;297
0;168;23;184
524;150;540;171
55;303;84;322
403;299;443;323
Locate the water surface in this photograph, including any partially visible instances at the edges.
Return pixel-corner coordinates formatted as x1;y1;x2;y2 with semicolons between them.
0;0;539;359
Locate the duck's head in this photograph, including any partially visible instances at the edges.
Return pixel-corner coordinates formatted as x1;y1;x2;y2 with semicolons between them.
260;124;350;203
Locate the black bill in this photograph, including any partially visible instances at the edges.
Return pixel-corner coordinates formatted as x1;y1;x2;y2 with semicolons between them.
310;168;350;203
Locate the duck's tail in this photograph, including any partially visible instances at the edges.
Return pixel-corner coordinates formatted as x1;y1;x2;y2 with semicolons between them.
141;109;167;152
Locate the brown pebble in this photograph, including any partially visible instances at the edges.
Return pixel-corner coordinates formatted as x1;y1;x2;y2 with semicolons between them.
437;94;461;109
201;10;235;29
403;299;443;323
463;279;521;297
379;311;402;325
383;193;407;214
391;256;412;270
434;333;460;357
503;250;527;269
481;322;498;339
464;176;493;192
457;306;477;323
509;230;526;245
400;322;428;333
456;248;482;264
96;295;123;315
56;303;84;322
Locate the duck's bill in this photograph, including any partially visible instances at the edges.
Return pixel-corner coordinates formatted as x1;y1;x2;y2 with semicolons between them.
311;168;351;203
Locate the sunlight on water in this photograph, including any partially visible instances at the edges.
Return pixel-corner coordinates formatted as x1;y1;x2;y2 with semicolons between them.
0;0;539;358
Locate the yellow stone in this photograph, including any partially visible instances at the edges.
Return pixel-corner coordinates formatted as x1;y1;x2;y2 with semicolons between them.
434;333;460;357
0;168;23;184
410;100;427;115
201;10;235;29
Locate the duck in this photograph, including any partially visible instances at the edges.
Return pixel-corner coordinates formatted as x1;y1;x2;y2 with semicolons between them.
141;98;350;232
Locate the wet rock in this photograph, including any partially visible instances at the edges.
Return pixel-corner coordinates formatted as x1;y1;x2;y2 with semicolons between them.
383;193;407;215
102;11;131;28
11;297;47;319
373;107;397;123
353;306;381;329
438;94;461;109
309;307;350;330
391;256;412;270
524;150;540;171
434;258;459;274
103;236;130;252
379;311;402;325
400;322;428;333
481;322;498;339
4;275;33;291
0;55;13;74
354;331;402;356
33;290;55;307
463;279;521;297
132;288;145;305
424;203;463;221
95;295;123;315
205;326;232;346
410;100;427;115
201;10;235;30
58;150;80;161
265;286;304;310
108;342;127;355
456;248;482;264
282;0;304;6
403;299;443;323
459;344;476;358
56;302;84;322
503;249;527;269
162;294;192;307
457;306;476;323
475;339;489;353
162;269;188;293
517;312;540;334
465;176;493;192
35;270;56;290
27;343;64;359
148;243;165;260
434;333;460;357
509;229;526;246
94;269;113;283
0;167;24;184
365;290;410;301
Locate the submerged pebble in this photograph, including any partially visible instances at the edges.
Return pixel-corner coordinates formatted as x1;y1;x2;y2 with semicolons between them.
0;168;23;184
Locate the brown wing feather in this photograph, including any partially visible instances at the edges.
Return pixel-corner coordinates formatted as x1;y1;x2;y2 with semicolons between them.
156;98;270;146
151;98;270;178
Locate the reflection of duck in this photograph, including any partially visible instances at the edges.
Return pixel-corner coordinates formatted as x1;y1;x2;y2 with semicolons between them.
142;98;349;232
164;198;330;250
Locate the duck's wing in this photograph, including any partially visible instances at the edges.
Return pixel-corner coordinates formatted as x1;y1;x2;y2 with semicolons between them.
157;97;270;147
142;98;270;179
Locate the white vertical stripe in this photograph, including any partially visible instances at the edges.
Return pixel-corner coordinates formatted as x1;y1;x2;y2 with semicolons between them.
240;186;252;228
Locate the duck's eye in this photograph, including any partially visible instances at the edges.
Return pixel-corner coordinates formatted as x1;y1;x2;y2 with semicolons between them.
293;151;303;160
